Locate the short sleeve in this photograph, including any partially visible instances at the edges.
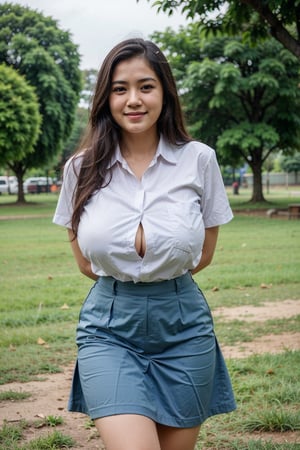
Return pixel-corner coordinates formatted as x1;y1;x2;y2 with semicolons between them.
52;156;81;228
200;149;233;228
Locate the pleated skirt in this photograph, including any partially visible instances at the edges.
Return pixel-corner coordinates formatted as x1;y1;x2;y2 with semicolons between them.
68;272;236;427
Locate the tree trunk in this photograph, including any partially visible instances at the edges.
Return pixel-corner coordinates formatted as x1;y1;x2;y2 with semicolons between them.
16;174;26;203
9;162;27;204
249;161;267;203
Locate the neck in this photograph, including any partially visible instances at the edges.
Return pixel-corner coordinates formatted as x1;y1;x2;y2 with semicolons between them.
120;132;159;160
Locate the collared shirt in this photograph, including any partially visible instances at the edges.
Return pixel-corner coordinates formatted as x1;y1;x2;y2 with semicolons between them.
53;137;233;282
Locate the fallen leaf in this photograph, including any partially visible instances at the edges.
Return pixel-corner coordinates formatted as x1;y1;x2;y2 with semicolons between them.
60;303;70;310
47;275;53;280
9;344;16;352
212;286;219;292
37;337;46;345
260;283;269;289
35;422;46;429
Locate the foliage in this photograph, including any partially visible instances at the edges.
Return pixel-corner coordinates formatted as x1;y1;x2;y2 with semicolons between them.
0;3;81;202
55;106;88;177
152;26;300;202
53;69;96;177
0;64;41;167
140;0;300;60
280;153;300;183
79;68;97;108
54;69;97;178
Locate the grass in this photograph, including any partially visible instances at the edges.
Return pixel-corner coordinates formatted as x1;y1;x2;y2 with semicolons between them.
214;315;300;346
197;351;300;449
0;418;74;450
0;391;31;401
0;421;24;448
34;416;64;428
0;189;299;449
228;186;300;210
0;193;58;215
0;421;74;449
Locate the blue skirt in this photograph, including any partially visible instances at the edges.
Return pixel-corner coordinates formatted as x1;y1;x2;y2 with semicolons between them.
68;272;236;427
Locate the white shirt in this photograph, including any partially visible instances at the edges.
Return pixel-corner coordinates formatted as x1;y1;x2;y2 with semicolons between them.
53;137;233;282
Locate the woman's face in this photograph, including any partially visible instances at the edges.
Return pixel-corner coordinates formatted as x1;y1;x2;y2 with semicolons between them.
109;56;164;137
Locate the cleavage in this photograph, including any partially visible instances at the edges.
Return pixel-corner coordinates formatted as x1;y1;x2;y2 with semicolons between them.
135;222;146;258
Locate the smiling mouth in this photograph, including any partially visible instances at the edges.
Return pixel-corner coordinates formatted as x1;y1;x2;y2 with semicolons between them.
124;113;147;122
125;112;146;116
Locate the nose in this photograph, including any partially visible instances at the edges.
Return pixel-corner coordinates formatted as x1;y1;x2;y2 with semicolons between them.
127;88;142;106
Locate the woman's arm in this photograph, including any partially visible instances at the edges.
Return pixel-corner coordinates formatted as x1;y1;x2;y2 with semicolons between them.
67;229;99;281
191;226;219;275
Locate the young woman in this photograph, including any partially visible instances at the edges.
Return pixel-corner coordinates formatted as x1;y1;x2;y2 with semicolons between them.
53;38;236;450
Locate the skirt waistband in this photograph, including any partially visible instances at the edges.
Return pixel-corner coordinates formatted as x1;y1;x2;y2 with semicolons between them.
97;272;193;296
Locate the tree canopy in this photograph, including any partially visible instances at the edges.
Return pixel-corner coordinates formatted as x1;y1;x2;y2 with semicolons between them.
54;69;95;179
58;106;88;168
0;3;81;201
281;153;300;183
140;0;300;60
0;64;41;168
152;25;300;202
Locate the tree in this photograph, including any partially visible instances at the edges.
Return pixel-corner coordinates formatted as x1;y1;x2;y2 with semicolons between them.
79;69;98;108
0;3;81;202
140;0;300;60
0;64;41;201
152;25;300;202
56;106;89;171
281;153;300;184
55;69;95;178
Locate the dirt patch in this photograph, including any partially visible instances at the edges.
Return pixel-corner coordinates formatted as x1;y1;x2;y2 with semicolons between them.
214;299;300;358
0;366;104;449
1;299;300;449
221;331;300;359
231;431;300;446
213;299;300;322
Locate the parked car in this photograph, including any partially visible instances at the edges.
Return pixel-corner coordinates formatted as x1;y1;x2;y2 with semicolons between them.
23;177;53;194
0;177;7;195
0;176;18;194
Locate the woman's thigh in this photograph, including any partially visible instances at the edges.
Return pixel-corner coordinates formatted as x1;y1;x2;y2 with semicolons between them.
94;414;161;450
157;423;200;450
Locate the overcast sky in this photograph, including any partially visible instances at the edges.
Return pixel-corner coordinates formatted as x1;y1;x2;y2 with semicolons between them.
4;0;190;69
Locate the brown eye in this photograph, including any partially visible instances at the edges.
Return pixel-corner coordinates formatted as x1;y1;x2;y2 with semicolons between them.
112;86;126;93
141;84;154;92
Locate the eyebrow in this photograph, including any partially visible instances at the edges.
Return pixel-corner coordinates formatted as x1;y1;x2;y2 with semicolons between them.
111;77;157;85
